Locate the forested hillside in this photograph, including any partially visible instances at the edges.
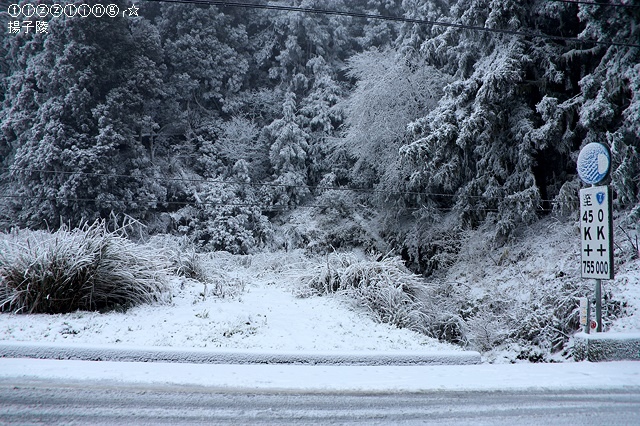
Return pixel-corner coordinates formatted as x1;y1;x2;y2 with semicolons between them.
1;0;638;274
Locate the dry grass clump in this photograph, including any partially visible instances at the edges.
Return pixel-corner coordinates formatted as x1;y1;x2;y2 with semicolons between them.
0;221;171;314
301;253;433;334
147;236;250;300
146;234;207;283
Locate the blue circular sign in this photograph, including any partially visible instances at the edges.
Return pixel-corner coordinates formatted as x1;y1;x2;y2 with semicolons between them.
577;143;610;185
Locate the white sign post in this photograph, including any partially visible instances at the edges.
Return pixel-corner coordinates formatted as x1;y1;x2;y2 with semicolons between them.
577;142;614;334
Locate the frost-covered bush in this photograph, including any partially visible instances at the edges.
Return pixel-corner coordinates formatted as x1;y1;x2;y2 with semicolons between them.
0;221;170;314
146;234;207;283
299;218;630;362
552;180;581;217
300;252;433;334
428;219;630;362
273;189;383;254
458;277;626;362
398;215;470;276
171;161;272;255
311;189;381;251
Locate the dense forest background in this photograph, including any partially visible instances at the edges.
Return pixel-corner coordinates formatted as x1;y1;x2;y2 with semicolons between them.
1;0;638;275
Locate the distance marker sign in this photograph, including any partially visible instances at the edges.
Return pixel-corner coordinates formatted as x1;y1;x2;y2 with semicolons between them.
580;186;614;280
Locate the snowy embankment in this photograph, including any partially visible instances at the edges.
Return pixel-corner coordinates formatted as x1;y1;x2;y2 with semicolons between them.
0;250;468;361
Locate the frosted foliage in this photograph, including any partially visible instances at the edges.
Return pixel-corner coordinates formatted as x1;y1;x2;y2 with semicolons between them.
0;4;168;228
264;93;310;207
160;4;249;104
577;143;610;185
342;48;446;187
217;117;260;164
268;93;309;173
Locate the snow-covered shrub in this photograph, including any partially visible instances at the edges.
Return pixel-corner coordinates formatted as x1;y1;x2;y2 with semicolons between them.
0;220;170;314
430;218;630;361
399;217;469;276
464;308;510;353
146;234;207;283
552;179;581;216
615;222;639;263
420;283;466;344
273;190;382;254
172;161;272;255
300;252;433;334
311;189;382;251
174;248;205;282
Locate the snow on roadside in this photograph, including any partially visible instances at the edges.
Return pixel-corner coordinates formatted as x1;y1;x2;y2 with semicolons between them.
1;358;639;392
439;217;640;362
0;250;459;353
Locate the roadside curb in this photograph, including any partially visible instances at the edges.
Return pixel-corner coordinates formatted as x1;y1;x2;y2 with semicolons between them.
573;332;640;362
0;341;481;366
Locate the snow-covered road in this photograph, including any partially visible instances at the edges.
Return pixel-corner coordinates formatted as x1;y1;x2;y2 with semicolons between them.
2;373;640;425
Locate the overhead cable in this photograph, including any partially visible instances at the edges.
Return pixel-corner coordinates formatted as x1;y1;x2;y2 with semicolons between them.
143;0;640;48
1;166;562;203
546;0;640;8
0;194;555;213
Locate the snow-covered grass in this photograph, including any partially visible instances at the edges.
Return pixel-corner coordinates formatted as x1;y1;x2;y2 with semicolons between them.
0;249;457;352
0;221;170;314
298;252;432;334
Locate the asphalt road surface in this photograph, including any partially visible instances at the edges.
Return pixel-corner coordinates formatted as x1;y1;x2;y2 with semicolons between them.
1;378;639;425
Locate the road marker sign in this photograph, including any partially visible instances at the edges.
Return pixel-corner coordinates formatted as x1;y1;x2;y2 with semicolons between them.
579;186;614;280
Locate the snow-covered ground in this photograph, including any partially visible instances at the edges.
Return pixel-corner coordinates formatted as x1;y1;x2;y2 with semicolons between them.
0;250;460;353
1;218;638;365
1;358;639;392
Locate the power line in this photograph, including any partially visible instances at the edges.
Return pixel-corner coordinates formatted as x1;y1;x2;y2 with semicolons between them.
0;193;311;211
546;0;640;8
143;0;640;48
0;166;441;197
0;193;555;213
1;166;562;204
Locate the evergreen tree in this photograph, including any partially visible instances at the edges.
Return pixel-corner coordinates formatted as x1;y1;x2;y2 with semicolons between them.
157;2;249;120
357;0;403;49
251;1;362;188
400;0;569;238
1;1;166;228
155;2;251;185
264;92;310;207
569;3;639;215
298;55;347;187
